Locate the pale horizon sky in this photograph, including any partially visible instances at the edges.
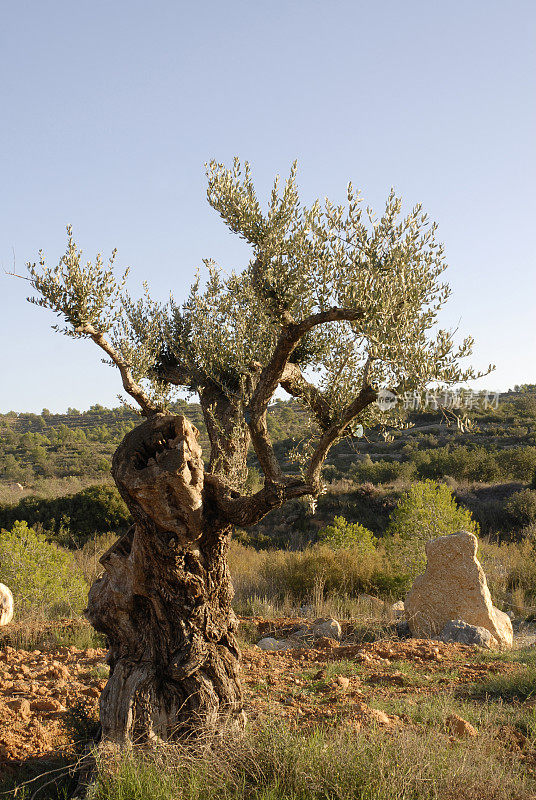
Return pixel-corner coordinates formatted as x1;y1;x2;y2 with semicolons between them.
1;1;535;413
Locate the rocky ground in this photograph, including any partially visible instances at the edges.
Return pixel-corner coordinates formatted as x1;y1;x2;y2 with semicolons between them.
0;618;535;794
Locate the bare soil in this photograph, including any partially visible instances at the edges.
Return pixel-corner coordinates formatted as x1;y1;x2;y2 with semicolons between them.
0;618;532;788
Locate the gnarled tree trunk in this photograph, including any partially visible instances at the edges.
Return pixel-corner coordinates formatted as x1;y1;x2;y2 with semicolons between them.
86;414;245;744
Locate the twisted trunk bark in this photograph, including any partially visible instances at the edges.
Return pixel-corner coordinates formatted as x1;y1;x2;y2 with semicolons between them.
86;414;245;744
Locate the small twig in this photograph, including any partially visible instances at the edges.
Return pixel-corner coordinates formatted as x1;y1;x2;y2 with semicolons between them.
1;752;85;798
5;269;31;281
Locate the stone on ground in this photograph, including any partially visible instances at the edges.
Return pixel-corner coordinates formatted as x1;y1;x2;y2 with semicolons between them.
334;675;350;690
391;600;405;618
439;619;498;649
256;637;291;651
356;595;386;613
311;617;342;640
6;699;30;720
404;531;513;649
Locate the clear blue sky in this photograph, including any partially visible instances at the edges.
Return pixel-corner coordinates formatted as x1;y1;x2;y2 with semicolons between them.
2;0;535;413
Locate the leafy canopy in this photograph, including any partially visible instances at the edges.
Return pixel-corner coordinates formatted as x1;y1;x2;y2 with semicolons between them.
161;160;488;411
26;160;491;509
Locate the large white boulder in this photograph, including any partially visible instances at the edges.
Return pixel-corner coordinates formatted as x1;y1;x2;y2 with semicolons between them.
404;531;513;649
0;584;13;626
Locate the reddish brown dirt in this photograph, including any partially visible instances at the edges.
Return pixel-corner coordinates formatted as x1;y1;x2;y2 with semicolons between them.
0;644;105;765
0;621;525;776
241;635;519;727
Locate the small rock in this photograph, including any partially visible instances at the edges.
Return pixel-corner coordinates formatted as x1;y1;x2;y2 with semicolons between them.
47;664;70;680
357;595;386;613
256;637;290;652
447;714;477;738
439;619;498;649
81;686;100;698
368;708;393;725
315;637;339;649
391;600;405;618
335;675;350;690
311;618;342;640
355;651;373;663
30;698;65;713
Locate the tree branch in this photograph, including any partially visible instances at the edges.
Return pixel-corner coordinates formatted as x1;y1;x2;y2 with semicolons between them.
306;384;378;487
246;306;365;482
207;382;377;527
205;474;313;527
254;307;366;409
75;324;162;417
362;355;374;387
154;354;192;387
279;363;334;430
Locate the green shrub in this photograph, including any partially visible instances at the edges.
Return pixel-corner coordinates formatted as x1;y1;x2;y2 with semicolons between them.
413;445;502;482
0;521;88;619
505;489;536;529
317;515;376;551
349;457;409;485
0;484;130;546
496;446;536;482
386;480;479;578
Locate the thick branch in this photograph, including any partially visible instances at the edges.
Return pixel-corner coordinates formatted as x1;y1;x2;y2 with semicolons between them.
247;306;365;482
205;474;313;527
75;324;162;417
280;363;334;430
307;384;378;487
199;384;250;488
207;381;376;527
254;307;366;410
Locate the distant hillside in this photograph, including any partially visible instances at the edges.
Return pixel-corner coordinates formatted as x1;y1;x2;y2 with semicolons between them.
1;387;535;503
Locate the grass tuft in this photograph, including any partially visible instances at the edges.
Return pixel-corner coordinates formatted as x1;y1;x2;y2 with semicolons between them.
87;718;536;800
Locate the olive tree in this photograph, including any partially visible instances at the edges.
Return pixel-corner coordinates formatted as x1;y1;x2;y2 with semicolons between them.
26;159;489;744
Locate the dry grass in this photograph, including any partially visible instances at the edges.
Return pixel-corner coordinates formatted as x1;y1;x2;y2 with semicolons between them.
229;540;400;618
88;713;536;800
480;538;536;616
0;615;105;651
